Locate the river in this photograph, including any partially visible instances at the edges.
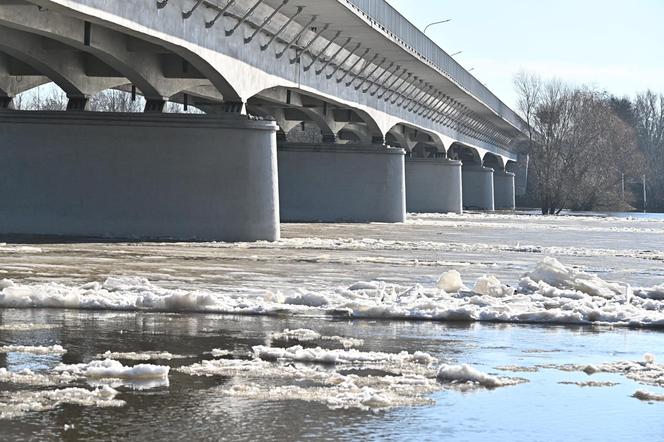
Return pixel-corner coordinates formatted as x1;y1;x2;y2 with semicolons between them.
1;211;663;441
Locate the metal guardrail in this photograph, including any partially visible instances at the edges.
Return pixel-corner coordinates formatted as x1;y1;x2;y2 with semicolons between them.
343;0;527;133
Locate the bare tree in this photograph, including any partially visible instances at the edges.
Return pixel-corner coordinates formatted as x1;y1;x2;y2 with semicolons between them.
514;73;643;214
633;91;664;210
89;89;144;112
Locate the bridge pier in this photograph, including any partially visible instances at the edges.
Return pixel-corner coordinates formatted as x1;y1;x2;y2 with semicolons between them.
278;143;406;222
462;164;495;211
405;158;462;213
494;170;516;210
0;112;280;241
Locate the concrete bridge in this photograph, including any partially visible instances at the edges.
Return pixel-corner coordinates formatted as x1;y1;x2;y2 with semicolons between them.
0;0;527;241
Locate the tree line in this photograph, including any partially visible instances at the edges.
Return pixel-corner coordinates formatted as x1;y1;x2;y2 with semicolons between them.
514;72;663;214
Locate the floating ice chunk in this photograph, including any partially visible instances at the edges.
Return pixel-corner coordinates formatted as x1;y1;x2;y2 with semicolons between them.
0;279;15;290
283;292;329;307
210;349;232;357
436;364;525;388
0;386;123;419
521;257;624;299
252;345;436;366
558;381;618;388
222;380;435;411
644;353;656;364
271;328;322;342
270;329;364;349
97;351;187;361
633;390;664;401
83;359;170;380
0;323;58;331
0;368;77;387
0;344;66;355
437;270;465;293
473;275;515;297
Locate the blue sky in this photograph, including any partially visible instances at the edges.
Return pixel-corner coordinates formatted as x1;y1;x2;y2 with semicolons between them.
387;0;664;108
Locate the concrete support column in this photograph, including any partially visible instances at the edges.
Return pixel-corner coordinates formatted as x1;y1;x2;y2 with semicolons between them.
462;164;495;210
494;170;516;210
0;112;280;241
405;158;462;213
278;143;406;223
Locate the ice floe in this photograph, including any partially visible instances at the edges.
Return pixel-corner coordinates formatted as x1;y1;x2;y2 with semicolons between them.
558;381;619;388
0;386;123;419
0;344;66;355
54;359;170;389
0;368;77;387
437;364;526;388
178;341;524;410
1;257;663;328
269;328;364;349
0;323;58;331
97;351;189;361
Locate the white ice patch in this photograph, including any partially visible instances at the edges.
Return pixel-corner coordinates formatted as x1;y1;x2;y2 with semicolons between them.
1;257;663;328
269;328;364;349
54;359;170;389
0;368;77;387
252;345;435;365
178;341;521;411
437;270;466;293
0;344;66;355
0;386;123;419
473;275;515;297
0;323;58;331
97;351;188;361
437;364;525;388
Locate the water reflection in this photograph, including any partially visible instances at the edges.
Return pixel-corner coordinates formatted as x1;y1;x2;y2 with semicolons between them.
0;309;663;441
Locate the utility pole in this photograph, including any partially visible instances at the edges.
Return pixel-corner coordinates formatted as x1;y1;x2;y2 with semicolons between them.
643;175;647;213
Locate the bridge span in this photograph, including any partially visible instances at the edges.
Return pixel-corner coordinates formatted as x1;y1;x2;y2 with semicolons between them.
0;0;528;241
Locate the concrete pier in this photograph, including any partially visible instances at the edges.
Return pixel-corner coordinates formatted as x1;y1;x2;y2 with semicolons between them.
494;170;516;210
405;158;462;213
462;164;495;210
278;143;406;222
0;112;280;241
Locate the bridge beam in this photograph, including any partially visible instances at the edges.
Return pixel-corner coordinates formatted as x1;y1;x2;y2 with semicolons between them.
278;143;406;223
0;4;229;110
0;26;122;108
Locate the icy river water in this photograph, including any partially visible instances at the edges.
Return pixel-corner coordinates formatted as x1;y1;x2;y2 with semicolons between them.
1;212;664;441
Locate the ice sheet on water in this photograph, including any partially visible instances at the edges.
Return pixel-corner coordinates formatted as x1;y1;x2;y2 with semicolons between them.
1;257;663;328
0;368;77;387
54;359;170;390
0;386;123;419
269;328;364;349
178;343;523;410
437;364;526;388
252;345;436;365
0;344;66;355
0;323;58;331
97;351;189;361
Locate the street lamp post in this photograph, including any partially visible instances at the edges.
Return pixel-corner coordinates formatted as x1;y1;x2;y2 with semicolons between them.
423;19;452;34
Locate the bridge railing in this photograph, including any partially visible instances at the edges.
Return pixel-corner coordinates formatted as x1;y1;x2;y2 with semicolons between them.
343;0;526;132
